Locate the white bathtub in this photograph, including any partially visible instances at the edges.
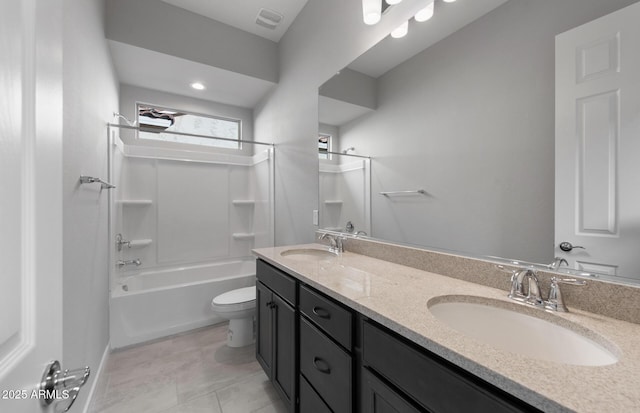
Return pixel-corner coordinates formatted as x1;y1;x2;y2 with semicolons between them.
110;258;256;349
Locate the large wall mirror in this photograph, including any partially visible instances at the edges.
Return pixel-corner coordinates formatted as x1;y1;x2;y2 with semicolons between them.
318;0;640;284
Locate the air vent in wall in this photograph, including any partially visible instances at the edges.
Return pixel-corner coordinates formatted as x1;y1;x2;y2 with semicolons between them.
255;8;283;30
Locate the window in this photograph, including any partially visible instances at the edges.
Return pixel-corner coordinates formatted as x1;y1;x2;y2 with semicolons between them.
137;104;241;149
318;134;331;160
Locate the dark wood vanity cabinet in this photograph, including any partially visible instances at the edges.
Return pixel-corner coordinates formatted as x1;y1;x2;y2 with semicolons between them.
299;284;354;413
256;259;540;413
361;320;542;413
256;260;297;413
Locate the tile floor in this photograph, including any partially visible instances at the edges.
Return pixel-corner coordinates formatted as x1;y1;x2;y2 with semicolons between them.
89;323;287;413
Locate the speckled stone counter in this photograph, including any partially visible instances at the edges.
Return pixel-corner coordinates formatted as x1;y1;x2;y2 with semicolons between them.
253;244;640;413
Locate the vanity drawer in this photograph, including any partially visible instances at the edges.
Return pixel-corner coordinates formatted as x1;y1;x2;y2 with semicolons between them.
299;374;332;413
299;284;352;349
256;259;296;306
362;321;538;413
300;317;352;413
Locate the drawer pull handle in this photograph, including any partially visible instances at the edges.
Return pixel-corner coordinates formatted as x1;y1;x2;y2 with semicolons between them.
313;357;331;374
312;306;331;319
266;300;273;307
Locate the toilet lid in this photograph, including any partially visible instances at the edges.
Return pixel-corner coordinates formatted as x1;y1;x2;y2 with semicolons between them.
213;286;256;305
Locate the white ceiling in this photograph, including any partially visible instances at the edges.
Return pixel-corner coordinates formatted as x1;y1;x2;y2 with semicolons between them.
161;0;308;42
109;40;275;108
349;0;509;78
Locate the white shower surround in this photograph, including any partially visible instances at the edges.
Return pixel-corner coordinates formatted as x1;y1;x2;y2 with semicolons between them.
109;131;273;348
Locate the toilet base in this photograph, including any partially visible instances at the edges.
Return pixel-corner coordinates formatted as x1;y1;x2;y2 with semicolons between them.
226;317;255;347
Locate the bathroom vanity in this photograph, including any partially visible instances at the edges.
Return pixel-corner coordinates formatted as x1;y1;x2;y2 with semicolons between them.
254;241;640;413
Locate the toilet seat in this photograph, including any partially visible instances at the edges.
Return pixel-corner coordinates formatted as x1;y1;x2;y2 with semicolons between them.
211;286;256;313
213;286;255;305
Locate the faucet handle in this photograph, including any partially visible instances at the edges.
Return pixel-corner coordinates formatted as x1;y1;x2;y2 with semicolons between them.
545;277;586;312
496;265;525;299
553;277;586;286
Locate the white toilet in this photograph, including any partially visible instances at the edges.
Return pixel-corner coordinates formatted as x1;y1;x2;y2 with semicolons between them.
211;286;256;348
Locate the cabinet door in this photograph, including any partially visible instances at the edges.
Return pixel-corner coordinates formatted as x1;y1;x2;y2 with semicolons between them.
273;293;296;411
256;281;273;377
300;374;333;413
361;368;423;413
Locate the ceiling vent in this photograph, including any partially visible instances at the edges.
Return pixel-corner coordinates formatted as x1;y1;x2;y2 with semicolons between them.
255;8;283;30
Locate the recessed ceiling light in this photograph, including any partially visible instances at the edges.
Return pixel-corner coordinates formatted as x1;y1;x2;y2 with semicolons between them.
190;82;206;90
443;0;456;3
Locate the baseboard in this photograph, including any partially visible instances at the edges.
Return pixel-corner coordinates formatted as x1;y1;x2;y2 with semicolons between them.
81;343;109;413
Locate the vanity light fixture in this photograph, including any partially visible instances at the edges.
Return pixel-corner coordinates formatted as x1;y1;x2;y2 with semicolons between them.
415;0;435;22
362;0;382;25
391;20;409;38
190;82;206;90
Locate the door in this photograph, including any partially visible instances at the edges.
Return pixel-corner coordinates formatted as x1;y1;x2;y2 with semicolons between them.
0;0;64;412
272;294;296;412
555;2;640;279
256;282;273;377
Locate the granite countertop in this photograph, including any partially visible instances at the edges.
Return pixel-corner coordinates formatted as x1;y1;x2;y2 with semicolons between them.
253;244;640;413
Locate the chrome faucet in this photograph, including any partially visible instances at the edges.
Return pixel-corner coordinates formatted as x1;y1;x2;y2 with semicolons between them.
508;268;543;306
319;233;344;253
117;259;141;268
502;265;587;311
548;257;569;270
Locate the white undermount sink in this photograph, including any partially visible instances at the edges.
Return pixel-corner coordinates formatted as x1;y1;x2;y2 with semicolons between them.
280;248;338;259
428;296;619;366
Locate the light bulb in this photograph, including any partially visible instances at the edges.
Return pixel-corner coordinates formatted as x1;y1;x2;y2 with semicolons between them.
362;0;381;25
190;82;205;90
415;1;434;22
386;0;402;4
390;20;409;38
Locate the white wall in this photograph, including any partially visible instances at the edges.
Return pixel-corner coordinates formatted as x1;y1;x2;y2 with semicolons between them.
338;0;639;264
254;0;425;245
62;0;118;409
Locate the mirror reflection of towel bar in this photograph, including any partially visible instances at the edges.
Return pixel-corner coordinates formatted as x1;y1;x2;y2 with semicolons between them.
380;190;426;196
79;175;116;189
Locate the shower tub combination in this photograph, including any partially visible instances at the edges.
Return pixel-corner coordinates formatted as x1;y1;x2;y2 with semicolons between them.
110;258;256;349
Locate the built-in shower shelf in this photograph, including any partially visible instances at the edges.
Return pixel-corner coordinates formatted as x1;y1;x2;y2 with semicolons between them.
232;200;256;206
127;239;152;248
324;200;343;205
232;233;255;240
117;199;153;206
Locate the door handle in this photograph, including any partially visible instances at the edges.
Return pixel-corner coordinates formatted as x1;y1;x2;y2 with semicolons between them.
559;242;586;252
40;360;90;412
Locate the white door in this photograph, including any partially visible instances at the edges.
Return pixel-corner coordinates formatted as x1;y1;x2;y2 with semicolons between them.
555;2;640;280
0;0;65;412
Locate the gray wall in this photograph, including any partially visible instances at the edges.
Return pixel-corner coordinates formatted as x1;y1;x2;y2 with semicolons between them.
254;0;425;245
338;0;639;263
62;0;119;409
